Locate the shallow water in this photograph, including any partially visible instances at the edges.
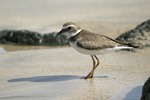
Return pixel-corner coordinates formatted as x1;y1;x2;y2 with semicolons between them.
0;44;68;52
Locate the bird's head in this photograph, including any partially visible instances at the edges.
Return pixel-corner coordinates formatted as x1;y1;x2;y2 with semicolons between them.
57;22;81;39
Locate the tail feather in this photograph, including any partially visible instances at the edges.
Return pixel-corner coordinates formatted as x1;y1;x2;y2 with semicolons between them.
114;39;142;48
127;43;141;48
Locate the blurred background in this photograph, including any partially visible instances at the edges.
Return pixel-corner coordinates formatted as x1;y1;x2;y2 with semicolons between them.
0;0;150;52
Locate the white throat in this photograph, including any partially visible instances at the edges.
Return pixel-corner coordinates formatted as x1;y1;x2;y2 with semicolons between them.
64;29;81;39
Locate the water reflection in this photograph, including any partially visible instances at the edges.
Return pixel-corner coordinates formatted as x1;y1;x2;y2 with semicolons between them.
0;44;69;52
83;76;109;100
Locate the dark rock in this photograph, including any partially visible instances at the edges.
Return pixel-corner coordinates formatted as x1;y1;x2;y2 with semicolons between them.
0;30;42;45
0;19;150;47
42;32;68;46
0;30;69;46
116;19;150;49
145;44;150;47
140;77;150;100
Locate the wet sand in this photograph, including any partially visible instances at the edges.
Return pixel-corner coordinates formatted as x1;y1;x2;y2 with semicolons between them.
0;0;150;100
109;81;144;100
0;48;150;100
1;50;148;99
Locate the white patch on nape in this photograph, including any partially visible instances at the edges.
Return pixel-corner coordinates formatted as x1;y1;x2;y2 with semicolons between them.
73;29;81;36
64;29;81;39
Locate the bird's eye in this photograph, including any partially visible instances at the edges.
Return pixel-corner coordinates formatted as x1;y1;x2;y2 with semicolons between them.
67;27;71;30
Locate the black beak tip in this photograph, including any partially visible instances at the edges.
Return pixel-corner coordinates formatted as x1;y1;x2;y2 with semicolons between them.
57;30;63;35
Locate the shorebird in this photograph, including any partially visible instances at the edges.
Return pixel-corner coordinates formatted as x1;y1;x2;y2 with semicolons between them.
57;22;140;79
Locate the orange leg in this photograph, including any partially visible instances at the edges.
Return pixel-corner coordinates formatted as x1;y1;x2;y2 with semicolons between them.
81;55;100;79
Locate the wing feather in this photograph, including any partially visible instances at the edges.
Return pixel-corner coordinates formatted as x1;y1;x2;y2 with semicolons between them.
75;30;120;50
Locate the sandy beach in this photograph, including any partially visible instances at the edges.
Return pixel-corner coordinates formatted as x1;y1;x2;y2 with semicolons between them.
0;0;150;100
0;48;150;100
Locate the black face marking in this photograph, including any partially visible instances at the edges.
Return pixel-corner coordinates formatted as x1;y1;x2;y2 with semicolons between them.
62;26;74;33
62;27;70;32
67;26;72;30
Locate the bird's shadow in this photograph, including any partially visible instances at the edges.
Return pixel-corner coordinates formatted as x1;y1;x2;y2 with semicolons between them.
7;75;109;83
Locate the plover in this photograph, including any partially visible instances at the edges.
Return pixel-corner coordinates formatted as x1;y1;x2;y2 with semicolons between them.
57;22;140;79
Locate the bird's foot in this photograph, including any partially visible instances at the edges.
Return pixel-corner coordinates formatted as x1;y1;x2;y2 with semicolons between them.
80;72;93;79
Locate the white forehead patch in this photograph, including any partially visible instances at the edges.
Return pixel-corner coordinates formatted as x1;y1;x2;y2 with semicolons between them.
62;26;67;29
